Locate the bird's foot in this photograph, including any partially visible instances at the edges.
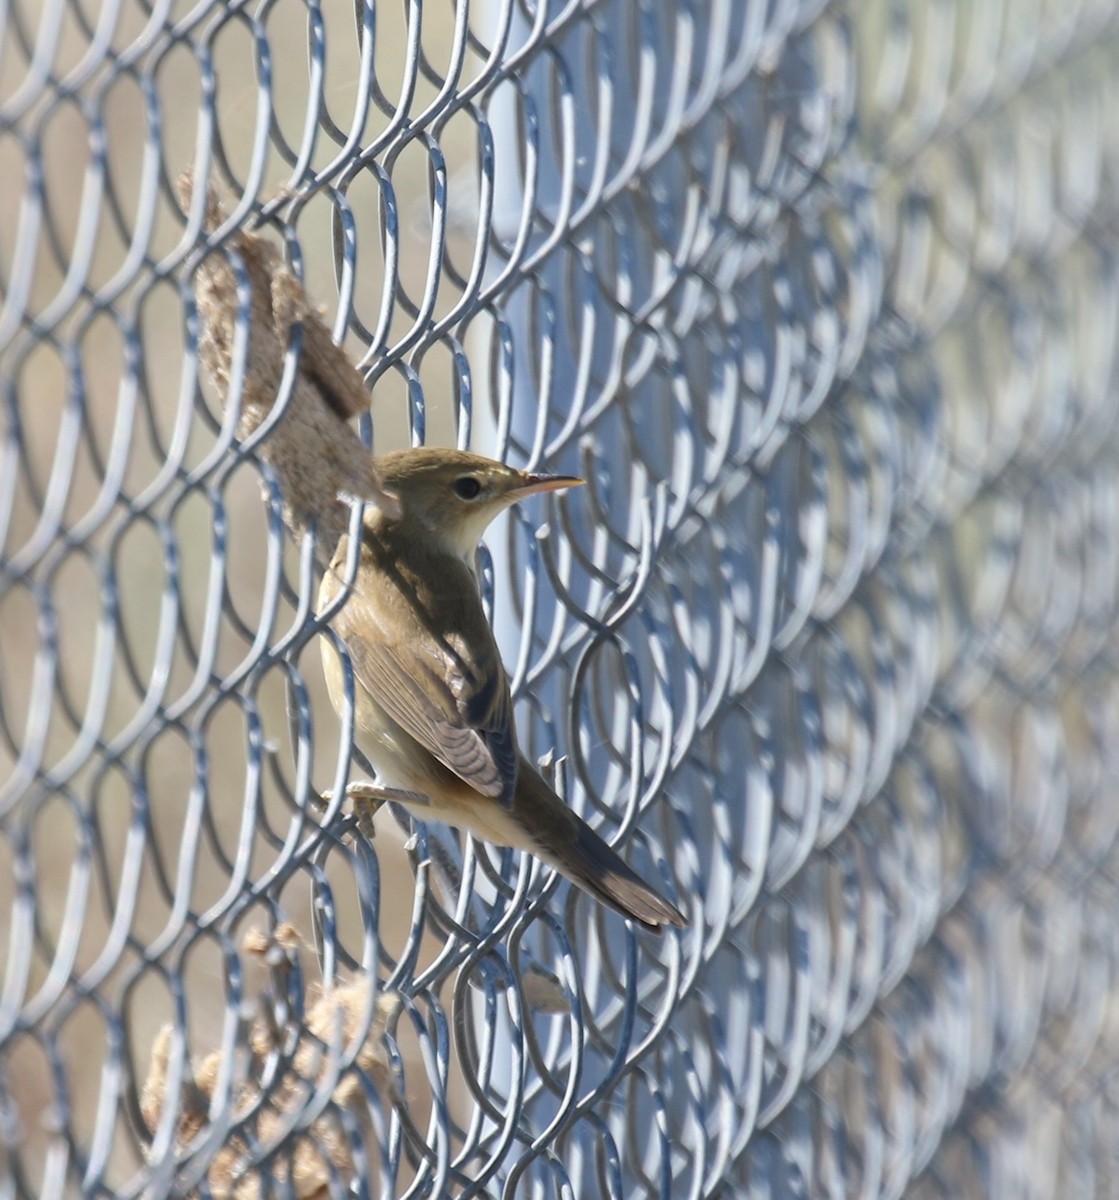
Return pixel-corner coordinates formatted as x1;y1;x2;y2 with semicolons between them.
317;782;429;839
348;783;430;839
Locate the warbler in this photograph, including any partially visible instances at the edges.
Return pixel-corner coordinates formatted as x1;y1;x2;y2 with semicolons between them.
318;447;686;931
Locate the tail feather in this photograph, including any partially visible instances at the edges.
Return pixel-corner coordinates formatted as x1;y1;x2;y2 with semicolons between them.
511;758;688;931
545;812;688;932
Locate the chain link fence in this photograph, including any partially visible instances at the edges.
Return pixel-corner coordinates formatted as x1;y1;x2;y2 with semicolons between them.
4;0;1119;1195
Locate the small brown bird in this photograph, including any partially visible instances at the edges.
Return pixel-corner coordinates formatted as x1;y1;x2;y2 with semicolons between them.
318;447;686;931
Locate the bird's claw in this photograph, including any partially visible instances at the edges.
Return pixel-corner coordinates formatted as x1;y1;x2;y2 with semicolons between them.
317;782;429;840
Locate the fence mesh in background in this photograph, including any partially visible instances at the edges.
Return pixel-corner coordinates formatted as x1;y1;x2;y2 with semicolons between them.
4;0;1119;1195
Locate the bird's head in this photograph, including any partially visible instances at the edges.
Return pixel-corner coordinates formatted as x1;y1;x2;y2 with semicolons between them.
373;448;583;562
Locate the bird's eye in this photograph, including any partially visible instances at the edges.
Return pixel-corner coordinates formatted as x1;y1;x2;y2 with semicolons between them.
453;476;482;500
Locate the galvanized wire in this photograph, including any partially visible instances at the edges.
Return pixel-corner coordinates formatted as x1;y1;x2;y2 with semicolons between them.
3;0;1119;1196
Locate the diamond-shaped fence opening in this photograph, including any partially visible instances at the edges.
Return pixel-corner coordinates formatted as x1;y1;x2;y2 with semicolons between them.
3;0;1119;1196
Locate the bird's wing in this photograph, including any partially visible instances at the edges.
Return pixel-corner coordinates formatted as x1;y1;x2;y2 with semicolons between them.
335;588;519;808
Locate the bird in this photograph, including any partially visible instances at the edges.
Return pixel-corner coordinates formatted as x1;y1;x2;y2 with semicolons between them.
317;447;687;932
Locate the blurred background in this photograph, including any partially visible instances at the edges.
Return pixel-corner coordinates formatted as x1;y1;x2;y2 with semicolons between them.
4;0;1119;1195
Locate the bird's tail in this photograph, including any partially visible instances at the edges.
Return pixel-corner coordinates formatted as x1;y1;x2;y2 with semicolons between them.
551;817;688;931
514;762;687;932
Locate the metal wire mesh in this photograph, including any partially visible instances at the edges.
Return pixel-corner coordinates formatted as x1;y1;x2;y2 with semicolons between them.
4;0;1119;1195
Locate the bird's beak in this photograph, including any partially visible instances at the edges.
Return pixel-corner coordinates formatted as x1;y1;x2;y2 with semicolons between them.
509;473;585;500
